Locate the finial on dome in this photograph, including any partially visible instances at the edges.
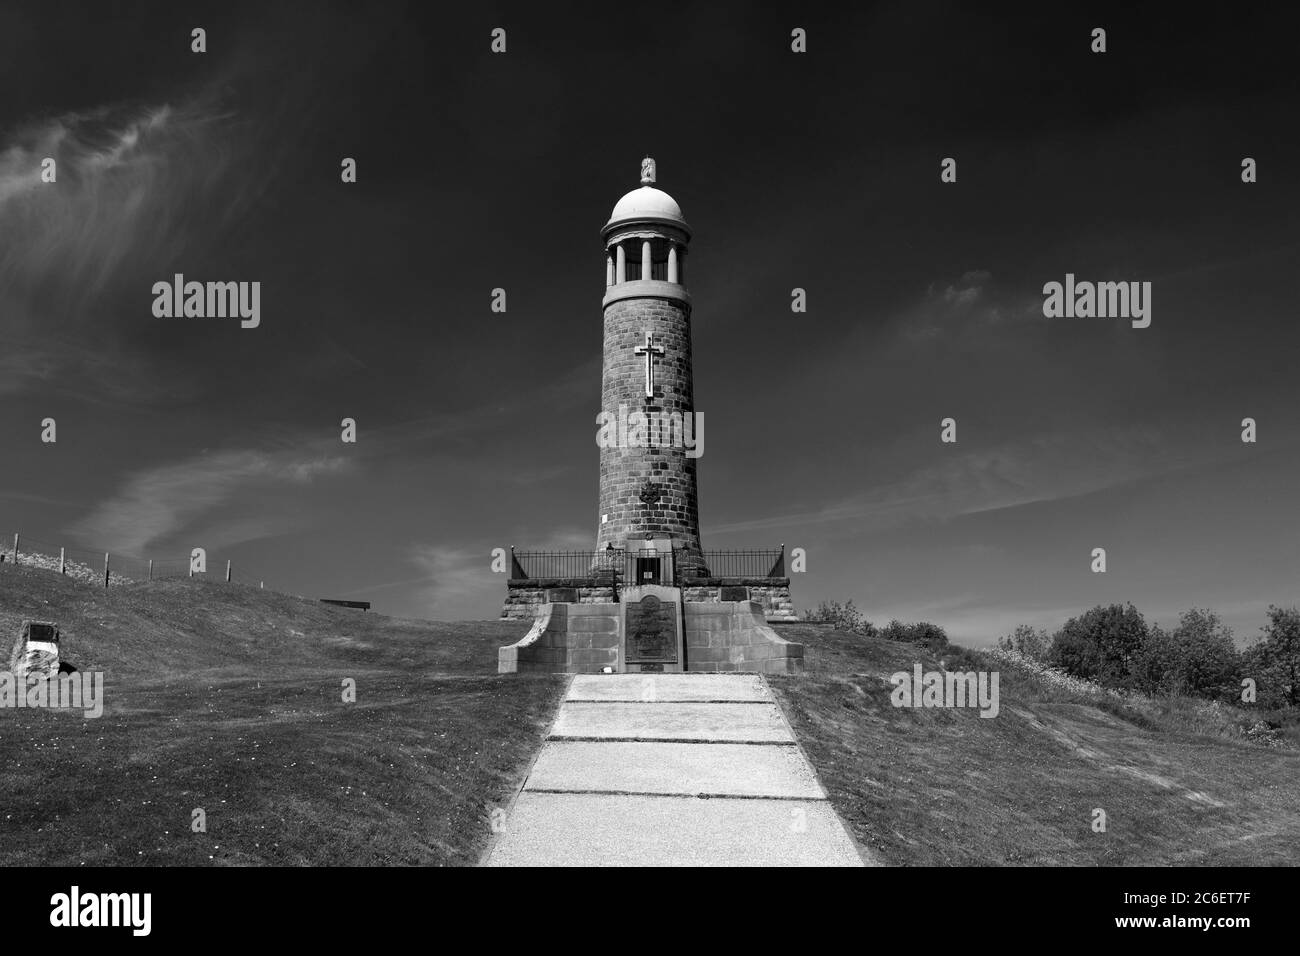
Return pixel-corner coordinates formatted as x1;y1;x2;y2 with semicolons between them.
640;156;656;185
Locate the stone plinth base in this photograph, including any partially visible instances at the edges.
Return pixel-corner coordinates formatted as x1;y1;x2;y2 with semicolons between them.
497;599;803;674
683;601;804;674
498;602;621;673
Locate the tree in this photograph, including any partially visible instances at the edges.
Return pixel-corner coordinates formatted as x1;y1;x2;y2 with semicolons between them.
1243;605;1300;708
1048;603;1148;686
1048;628;1104;680
1131;609;1240;699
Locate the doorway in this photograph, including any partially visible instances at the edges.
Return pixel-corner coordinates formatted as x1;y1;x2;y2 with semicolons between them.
634;555;662;584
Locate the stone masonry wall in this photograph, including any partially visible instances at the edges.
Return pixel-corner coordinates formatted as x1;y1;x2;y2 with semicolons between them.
498;603;621;673
683;601;804;674
501;580;616;620
680;579;797;622
595;292;701;557
504;578;796;622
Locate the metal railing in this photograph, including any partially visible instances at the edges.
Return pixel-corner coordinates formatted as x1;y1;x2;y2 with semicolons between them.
509;548;625;580
684;547;785;579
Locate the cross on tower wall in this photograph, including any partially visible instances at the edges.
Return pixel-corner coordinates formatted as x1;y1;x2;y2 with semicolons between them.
633;332;666;397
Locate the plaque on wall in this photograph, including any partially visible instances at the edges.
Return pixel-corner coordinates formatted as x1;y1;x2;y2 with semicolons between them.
719;586;749;602
624;595;678;663
546;587;579;603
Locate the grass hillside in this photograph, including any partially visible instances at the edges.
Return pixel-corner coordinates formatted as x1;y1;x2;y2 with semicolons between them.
5;561;1296;867
769;623;1300;866
0;564;557;866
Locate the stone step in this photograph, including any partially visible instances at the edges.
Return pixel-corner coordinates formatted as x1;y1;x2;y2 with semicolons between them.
550;701;793;743
484;792;867;867
567;673;772;702
525;740;826;798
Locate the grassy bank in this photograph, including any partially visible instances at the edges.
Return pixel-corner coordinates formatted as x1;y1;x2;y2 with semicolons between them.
0;564;559;866
769;623;1300;866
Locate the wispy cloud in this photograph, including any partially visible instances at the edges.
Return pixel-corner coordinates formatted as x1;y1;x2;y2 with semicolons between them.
0;88;267;410
709;425;1226;537
0;333;168;401
71;447;351;554
0;100;244;312
891;269;1042;344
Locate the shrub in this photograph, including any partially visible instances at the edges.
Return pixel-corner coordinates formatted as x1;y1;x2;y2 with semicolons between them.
803;599;876;636
997;624;1051;661
880;619;949;652
940;644;988;671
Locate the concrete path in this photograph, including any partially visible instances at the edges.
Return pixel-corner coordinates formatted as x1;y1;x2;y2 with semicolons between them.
484;674;872;866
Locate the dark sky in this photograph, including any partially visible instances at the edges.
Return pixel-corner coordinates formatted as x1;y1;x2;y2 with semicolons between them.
2;1;1298;643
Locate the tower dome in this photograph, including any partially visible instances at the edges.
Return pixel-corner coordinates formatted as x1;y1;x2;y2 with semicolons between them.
605;185;688;232
602;156;691;239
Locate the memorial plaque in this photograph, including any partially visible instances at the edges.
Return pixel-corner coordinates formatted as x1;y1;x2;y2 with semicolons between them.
624;595;678;663
719;586;749;602
546;587;579;604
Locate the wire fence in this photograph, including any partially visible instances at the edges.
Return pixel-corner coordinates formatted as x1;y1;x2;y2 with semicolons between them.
0;530;278;592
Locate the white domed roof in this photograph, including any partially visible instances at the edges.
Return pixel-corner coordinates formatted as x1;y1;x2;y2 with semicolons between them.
606;185;686;229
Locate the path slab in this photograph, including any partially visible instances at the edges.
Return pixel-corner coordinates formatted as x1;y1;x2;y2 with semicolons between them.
551;701;793;742
485;792;867;867
485;674;871;866
567;673;772;702
526;740;825;798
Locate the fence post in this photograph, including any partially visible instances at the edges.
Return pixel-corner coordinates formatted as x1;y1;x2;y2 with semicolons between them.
103;552;110;589
12;533;18;565
226;560;232;582
148;559;153;581
60;547;66;574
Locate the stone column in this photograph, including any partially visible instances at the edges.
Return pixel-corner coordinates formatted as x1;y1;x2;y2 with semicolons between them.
642;240;652;282
615;243;626;284
606;254;614;287
667;244;678;284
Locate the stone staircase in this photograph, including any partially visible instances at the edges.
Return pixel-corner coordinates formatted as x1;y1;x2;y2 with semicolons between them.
483;673;871;866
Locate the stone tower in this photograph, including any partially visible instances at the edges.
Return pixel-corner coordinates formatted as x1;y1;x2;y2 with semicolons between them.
497;158;803;672
595;158;704;574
